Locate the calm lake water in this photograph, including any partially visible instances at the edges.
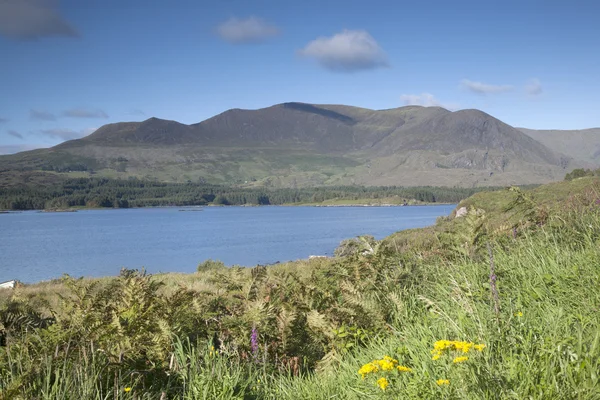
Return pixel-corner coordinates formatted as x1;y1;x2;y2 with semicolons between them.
0;205;454;283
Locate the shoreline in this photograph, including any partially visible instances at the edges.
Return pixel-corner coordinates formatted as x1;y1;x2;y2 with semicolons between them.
1;202;455;213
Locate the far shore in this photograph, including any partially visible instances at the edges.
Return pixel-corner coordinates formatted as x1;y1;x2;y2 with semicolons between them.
1;200;455;213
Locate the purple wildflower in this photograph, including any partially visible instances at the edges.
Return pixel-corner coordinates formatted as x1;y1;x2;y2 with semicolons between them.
251;325;259;361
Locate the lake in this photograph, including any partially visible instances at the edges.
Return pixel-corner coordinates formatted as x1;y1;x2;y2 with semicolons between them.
0;205;454;283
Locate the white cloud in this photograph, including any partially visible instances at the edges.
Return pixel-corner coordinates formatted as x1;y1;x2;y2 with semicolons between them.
400;93;459;110
217;16;279;44
63;108;108;119
461;79;513;95
525;78;543;96
0;0;78;40
298;29;389;72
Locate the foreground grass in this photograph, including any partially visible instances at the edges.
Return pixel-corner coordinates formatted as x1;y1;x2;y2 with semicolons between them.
1;178;599;399
271;228;600;399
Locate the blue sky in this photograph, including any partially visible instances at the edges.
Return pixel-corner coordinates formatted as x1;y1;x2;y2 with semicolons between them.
1;0;599;154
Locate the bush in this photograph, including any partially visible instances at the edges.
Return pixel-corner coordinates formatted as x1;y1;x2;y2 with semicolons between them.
334;235;377;257
197;259;226;272
564;168;599;181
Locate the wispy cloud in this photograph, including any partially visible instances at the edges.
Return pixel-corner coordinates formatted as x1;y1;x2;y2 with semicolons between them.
400;93;459;111
298;29;389;72
0;144;46;155
7;130;24;139
217;16;279;44
525;78;543;96
0;117;8;123
0;0;78;40
63;108;109;119
40;127;96;141
30;109;56;121
461;79;513;95
128;108;146;116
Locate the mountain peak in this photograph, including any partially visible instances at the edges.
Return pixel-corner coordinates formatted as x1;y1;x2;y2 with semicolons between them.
0;102;582;188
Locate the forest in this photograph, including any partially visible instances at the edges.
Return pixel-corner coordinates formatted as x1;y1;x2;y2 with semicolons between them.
0;177;500;210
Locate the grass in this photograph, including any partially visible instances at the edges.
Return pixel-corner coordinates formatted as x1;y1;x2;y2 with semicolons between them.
1;178;599;398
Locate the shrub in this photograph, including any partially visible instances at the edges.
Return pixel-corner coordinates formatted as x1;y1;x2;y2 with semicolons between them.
197;259;226;272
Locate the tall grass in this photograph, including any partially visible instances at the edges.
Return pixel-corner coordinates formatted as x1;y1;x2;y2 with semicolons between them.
270;210;600;399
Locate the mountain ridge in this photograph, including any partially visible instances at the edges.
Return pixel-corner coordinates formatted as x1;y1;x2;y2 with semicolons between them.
0;103;592;188
518;127;600;165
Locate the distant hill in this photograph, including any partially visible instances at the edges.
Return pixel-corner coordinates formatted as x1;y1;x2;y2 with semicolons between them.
0;103;586;188
519;127;600;165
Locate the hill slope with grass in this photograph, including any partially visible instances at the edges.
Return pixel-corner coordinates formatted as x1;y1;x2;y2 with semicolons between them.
1;177;599;398
0;103;579;188
520;127;600;166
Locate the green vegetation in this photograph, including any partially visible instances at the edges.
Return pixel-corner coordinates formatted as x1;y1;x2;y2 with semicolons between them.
196;259;226;272
0;176;499;210
1;177;599;398
565;167;600;181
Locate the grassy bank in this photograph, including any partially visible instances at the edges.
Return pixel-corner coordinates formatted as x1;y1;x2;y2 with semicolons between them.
0;177;599;399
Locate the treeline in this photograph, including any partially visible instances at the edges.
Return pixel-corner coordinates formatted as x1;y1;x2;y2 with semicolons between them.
564;167;600;181
0;177;499;210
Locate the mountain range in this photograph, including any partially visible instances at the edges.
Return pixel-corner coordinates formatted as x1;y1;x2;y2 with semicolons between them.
1;103;597;188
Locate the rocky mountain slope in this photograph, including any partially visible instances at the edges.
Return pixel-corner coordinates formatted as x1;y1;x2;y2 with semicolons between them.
519;127;600;166
0;103;583;187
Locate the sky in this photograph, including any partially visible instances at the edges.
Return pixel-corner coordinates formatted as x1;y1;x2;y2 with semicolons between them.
1;0;599;154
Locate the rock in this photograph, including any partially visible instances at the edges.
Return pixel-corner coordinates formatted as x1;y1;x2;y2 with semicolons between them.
455;206;468;218
0;280;16;290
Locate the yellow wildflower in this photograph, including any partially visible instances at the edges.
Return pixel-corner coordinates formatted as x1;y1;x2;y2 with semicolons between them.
453;356;469;363
432;340;485;356
377;377;389;391
383;355;399;364
358;362;379;378
454;341;473;353
514;311;523;317
474;343;486;351
377;359;395;371
124;387;132;393
436;379;450;386
433;340;453;351
397;365;412;372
